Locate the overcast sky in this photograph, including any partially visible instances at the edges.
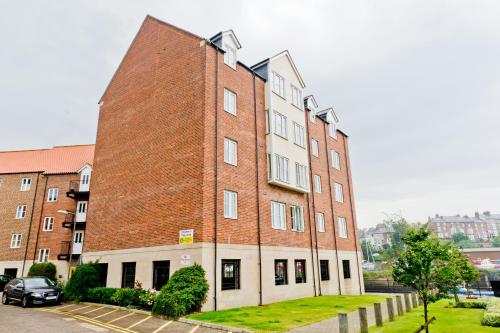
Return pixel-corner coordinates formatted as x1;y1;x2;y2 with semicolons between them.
1;1;499;228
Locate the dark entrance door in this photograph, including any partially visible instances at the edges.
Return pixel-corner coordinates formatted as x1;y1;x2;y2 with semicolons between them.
153;261;170;290
4;268;18;278
96;263;108;287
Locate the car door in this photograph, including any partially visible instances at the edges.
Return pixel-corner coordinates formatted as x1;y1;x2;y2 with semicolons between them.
10;279;24;300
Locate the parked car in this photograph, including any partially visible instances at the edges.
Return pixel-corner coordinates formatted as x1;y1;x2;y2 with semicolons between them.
0;275;13;290
2;277;63;307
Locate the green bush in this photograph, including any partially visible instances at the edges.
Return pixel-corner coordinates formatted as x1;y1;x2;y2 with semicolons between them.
153;264;208;318
87;287;118;304
456;298;500;327
64;262;101;301
28;262;57;280
111;288;145;307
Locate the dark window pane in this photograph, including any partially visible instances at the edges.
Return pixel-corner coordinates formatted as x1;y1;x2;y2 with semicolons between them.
97;263;108;287
274;259;288;285
320;260;330;281
153;261;170;290
121;262;136;288
342;260;351;279
222;259;240;290
295;259;306;283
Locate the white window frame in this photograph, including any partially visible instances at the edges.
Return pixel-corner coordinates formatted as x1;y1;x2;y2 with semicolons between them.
309;109;316;123
275;154;289;183
15;205;27;219
314;175;322;193
20;178;31;191
317;213;325;232
293;122;305;148
81;174;90;186
295;163;308;189
273;111;288;139
223;190;238;219
272;72;285;98
224;138;238;166
311;139;319;157
291;85;303;109
10;234;22;248
224;44;237;69
334;183;344;203
47;188;59;202
43;217;54;232
224;88;237;115
331;150;341;170
271;201;286;230
338;217;348;238
329;122;337;139
38;248;50;262
290;206;304;232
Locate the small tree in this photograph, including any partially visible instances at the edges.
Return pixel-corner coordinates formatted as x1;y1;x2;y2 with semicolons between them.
393;228;451;333
492;236;500;247
28;262;57;280
452;232;469;243
64;262;101;301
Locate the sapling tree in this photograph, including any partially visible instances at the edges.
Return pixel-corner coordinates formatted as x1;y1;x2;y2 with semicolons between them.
392;228;451;333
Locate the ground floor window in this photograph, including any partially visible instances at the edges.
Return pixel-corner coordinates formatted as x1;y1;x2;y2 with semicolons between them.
97;263;108;287
221;259;240;290
153;261;170;290
320;260;330;281
121;262;136;288
342;260;351;279
275;259;288;285
295;259;306;283
4;268;17;278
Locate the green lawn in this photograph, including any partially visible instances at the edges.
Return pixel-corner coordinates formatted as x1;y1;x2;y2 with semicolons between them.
187;295;387;332
369;299;498;333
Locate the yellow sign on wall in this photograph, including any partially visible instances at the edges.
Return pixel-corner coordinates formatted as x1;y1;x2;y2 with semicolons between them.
179;229;194;244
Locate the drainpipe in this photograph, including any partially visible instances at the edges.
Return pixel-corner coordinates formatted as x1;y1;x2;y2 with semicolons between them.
32;175;49;264
213;48;220;311
305;114;321;296
323;125;343;295
252;72;263;306
305;193;318;296
21;173;40;276
343;137;363;294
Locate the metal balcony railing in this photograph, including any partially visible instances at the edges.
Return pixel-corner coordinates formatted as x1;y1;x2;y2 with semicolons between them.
66;180;90;199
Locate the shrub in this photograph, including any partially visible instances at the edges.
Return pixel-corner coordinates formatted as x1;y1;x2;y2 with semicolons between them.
64;262;101;301
153;264;209;318
111;288;145;307
139;289;158;309
482;298;500;327
28;262;57;280
87;287;118;304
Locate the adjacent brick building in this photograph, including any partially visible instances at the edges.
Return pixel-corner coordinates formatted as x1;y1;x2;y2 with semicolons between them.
0;145;94;279
83;15;364;311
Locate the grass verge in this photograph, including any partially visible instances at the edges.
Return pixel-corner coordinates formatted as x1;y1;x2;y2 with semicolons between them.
187;294;387;332
369;299;498;333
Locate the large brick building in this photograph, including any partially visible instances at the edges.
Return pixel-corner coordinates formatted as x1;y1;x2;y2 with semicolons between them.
0;145;94;279
83;16;363;311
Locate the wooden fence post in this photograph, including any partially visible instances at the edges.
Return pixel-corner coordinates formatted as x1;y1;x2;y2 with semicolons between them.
396;295;404;316
359;307;368;333
404;293;412;312
374;302;383;327
339;313;348;333
387;297;395;321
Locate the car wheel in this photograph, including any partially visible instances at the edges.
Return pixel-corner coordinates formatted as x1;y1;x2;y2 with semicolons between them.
21;296;30;308
1;293;8;305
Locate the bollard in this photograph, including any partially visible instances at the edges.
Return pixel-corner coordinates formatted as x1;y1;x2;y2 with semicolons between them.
339;313;348;333
359;307;368;333
412;292;418;308
404;293;412;312
386;298;395;321
396;295;404;316
374;302;383;327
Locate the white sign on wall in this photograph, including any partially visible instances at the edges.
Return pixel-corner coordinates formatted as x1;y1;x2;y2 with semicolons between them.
181;254;192;266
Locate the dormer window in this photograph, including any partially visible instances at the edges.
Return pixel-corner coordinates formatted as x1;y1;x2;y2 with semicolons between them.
224;44;237;69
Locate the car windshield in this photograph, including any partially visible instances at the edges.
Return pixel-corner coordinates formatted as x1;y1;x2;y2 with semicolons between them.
24;278;56;288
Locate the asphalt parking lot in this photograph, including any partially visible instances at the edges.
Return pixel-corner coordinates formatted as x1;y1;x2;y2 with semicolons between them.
0;296;227;333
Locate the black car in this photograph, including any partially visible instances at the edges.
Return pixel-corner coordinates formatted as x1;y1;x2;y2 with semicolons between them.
2;277;63;307
0;275;13;290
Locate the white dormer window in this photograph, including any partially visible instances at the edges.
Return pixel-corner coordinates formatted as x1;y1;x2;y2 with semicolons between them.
224;45;237;69
291;85;303;109
272;72;285;98
329;122;337;139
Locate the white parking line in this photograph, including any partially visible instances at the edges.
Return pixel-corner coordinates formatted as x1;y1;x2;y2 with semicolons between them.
152;320;172;333
82;306;105;315
127;315;151;329
189;325;200;333
94;309;119;319
107;312;134;323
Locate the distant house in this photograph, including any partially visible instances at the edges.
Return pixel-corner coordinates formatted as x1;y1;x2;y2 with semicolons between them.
361;223;392;249
428;212;500;241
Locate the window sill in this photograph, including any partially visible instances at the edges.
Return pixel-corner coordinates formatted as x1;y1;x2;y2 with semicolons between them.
223;109;237;117
272;90;287;101
273;132;289;141
293;142;306;149
291;104;304;112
